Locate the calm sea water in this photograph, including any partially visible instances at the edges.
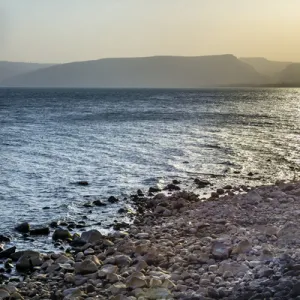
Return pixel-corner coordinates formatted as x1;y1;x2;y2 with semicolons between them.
0;88;300;250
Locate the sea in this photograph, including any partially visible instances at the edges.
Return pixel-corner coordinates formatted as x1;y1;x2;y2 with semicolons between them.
0;88;300;251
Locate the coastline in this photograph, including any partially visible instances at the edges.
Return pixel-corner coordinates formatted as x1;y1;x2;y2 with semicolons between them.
1;180;300;299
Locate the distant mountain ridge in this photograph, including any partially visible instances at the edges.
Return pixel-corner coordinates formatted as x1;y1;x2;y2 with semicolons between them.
1;55;266;88
277;63;300;85
240;57;292;77
0;61;54;83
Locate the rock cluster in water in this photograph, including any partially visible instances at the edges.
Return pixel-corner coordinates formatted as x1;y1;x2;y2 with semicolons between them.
1;180;300;299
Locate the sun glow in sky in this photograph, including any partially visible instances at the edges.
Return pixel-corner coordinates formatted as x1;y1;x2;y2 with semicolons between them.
1;0;300;63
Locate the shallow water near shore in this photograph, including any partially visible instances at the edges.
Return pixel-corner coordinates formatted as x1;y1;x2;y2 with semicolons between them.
0;88;300;250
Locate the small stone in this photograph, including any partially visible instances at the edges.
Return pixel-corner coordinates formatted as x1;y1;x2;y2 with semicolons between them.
164;184;181;191
145;287;173;299
114;254;132;267
258;267;274;278
211;241;230;259
15;222;30;233
136;232;149;239
135;259;148;271
108;196;119;203
216;188;225;195
86;284;95;294
149;278;162;287
109;283;127;295
77;181;89;186
81;229;103;244
218;261;249;277
0;235;11;243
149;186;161;193
126;276;147;289
52;228;72;241
63;287;83;297
208;265;218;272
0;289;10;299
223;271;234;279
30;227;50;235
16;251;43;271
137;189;144;196
84;248;95;255
223;185;232;190
207;287;219;298
75;259;98;275
194;178;211;188
232;239;251;254
107;273;120;283
93;200;106;206
291;282;300;296
98;264;118;277
64;273;75;283
211;192;219;198
0;246;16;259
10;292;24;299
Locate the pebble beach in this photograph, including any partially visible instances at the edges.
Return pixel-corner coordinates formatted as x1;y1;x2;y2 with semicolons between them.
1;179;300;299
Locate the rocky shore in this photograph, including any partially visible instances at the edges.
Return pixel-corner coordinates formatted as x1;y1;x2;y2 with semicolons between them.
1;180;300;299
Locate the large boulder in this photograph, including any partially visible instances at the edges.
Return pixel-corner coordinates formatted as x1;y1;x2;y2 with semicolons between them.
81;230;102;244
16;251;43;271
52;228;72;241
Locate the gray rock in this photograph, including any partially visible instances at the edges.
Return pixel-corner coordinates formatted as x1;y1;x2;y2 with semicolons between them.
75;259;98;275
207;287;219;298
277;222;300;245
30;227;50;235
15;222;30;233
98;264;118;277
81;229;103;244
291;282;300;296
211;241;230;259
145;288;173;299
232;239;251;254
0;289;10;299
52;228;72;241
0;246;16;259
258;266;274;278
16;251;43;271
114;254;132;267
218;261;249;277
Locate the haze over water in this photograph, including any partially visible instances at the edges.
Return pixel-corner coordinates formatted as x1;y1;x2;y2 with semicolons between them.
0;88;300;249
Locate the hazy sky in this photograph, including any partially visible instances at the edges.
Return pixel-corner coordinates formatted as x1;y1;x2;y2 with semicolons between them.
1;0;300;63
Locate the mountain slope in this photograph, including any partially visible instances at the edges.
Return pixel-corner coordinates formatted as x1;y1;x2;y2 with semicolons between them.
277;63;300;84
0;61;54;83
1;55;266;88
240;57;291;77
